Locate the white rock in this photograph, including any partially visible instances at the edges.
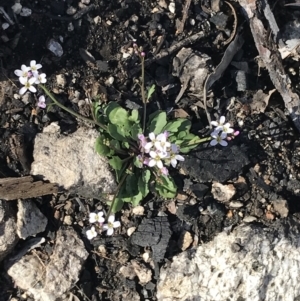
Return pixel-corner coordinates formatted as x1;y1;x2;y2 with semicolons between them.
81;0;90;4
127;227;136;236
131;260;152;285
168;2;175;14
132;206;145;216
0;200;18;262
11;3;22;14
68;22;74;31
7;228;88;301
47;39;63;57
2;23;9;30
56;74;67;87
17;200;47;239
211;182;236;203
30;127;117;199
158;222;300;301
66;6;77;15
20;7;32;17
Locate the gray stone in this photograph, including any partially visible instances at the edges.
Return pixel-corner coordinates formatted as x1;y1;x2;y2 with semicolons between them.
157;220;300;301
0;200;18;262
31;127;117;199
17;200;47;239
7;228;88;301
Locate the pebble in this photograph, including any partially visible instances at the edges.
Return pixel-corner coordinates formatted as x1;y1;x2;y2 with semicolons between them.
81;0;90;4
63;215;73;225
56;74;67;87
243;216;257;223
68;23;74;31
20;7;32;17
212;182;236;203
127;227;136;237
66;6;77;15
47;39;63;57
94;16;101;24
272;199;289;218
2;23;9;30
168;2;175;14
229;201;244;208
132;206;144;215
178;231;193;251
11;3;22;14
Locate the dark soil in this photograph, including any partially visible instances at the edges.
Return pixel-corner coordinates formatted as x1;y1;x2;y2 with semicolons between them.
1;0;300;300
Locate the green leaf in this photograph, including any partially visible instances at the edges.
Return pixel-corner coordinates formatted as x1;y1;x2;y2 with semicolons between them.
148;111;167;135
108;106;130;127
107;124;129;142
177;119;191;132
131;123;142;140
128;109;139;123
122;141;130;149
108;156;123;171
147;84;155;101
155;175;177;198
104;102;119;117
95;136;113;156
138;169;150;197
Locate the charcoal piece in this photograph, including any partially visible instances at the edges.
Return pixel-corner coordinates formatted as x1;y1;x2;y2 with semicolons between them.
176;204;199;223
131;216;172;262
190;183;209;198
181;145;250;183
96;60;109;72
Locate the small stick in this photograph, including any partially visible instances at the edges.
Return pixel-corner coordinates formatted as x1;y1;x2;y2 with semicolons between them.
176;0;192;35
128;30;208;77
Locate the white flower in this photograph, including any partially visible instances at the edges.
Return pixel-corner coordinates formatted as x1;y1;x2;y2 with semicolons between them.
169;144;184;167
144;132;157;151
29;60;42;73
148;150;167;169
89;212;105;224
103;215;121;236
14;64;31;79
19;77;37;95
37;95;46;109
155;132;171;152
34;73;47;84
210;131;228;147
211;116;234;134
86;226;97;240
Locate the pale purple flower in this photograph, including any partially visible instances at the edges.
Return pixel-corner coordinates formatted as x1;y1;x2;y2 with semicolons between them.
148;150;167;169
89;212;105;224
155;132;171;152
14;64;31;79
34;73;47;84
103;215;121;236
210;131;228;147
19;77;37;95
160;166;169;175
169;144;184;168
144;132;157;151
211;116;234;135
37;95;46;109
29;60;42;73
138;133;147;148
86;226;97;240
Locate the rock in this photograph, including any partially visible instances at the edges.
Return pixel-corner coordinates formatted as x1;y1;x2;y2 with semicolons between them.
31;127;117;199
131;260;152;285
56;74;67;87
47;39;63;57
181;145;250;182
0;200;18;262
272;199;289;218
178;231;193;251
211;182;236;203
7;228;88;301
157;220;300;301
229;200;244;208
17;200;48;239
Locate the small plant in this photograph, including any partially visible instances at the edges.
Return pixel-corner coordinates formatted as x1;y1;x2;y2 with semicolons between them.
14;48;238;238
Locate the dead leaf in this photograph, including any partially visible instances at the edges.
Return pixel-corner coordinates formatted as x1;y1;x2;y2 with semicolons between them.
173;108;189;118
250;89;276;114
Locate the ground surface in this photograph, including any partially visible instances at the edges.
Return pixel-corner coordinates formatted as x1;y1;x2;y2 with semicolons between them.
1;0;300;300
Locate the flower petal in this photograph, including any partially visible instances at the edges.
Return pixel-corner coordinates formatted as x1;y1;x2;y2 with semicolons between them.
19;77;27;85
29;86;37;93
89;213;97;223
30;60;36;67
102;224;109;230
210;139;218;146
220;140;228;147
149;151;157;158
14;70;23;77
19;87;27;95
210;121;218;127
28;77;37;84
149;132;155;141
144;142;153;150
107;215;115;223
220;132;227;139
113;221;121;228
219;116;226;125
157;160;163;169
106;228;114;236
148;159;156;167
175;154;184;161
170;158;177;168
